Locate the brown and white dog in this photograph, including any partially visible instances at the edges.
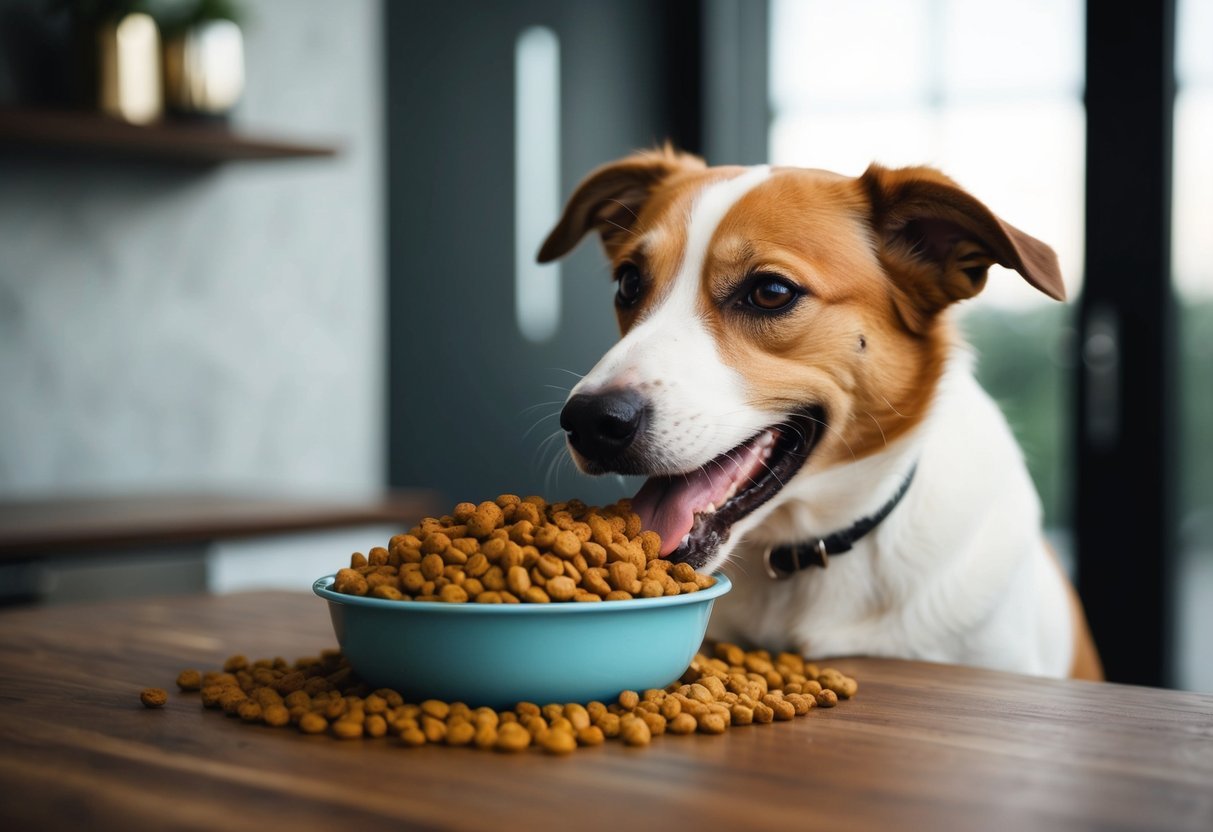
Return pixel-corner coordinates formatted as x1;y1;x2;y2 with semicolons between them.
539;147;1102;680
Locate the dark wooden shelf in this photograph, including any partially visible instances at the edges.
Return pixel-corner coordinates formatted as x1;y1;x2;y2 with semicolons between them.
0;491;441;559
0;109;339;163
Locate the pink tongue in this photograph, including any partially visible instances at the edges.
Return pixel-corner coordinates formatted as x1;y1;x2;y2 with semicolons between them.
631;433;772;556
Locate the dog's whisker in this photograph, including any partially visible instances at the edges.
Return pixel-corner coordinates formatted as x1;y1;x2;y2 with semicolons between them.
547;367;586;380
543;442;571;494
752;455;787;489
729;557;750;580
519;399;566;416
531;428;566;470
532;432;568;471
865;410;889;448
521;411;562;440
601;216;638;238
535;430;567;454
803;413;856;461
877;392;907;418
606;197;640;221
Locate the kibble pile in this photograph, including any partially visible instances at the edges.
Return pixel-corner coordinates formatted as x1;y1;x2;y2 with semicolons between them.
155;644;858;754
332;495;715;603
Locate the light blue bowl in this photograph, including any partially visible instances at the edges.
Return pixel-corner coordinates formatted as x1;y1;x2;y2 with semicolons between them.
313;573;731;709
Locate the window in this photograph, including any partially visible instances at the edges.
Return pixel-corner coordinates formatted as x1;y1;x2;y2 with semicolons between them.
769;0;1084;553
1174;0;1213;692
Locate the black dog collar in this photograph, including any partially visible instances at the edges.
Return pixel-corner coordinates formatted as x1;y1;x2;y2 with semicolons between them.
762;463;918;580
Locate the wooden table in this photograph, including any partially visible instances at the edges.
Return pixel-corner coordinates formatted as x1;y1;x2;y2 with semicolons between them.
1;593;1210;831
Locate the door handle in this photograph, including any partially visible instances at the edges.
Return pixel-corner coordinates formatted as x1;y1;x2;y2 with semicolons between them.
1083;303;1120;450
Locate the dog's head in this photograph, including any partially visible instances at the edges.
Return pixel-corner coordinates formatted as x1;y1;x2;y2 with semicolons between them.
539;147;1065;571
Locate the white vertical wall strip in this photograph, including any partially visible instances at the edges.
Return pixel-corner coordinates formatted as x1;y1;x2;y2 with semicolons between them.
514;25;562;343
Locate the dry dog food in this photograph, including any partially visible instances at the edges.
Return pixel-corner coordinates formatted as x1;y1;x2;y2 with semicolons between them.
165;643;857;754
331;496;715;603
140;687;168;708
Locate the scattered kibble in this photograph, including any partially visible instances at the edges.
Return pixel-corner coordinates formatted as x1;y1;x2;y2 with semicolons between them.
157;644;857;754
175;669;202;691
331;496;715;604
140;688;168;708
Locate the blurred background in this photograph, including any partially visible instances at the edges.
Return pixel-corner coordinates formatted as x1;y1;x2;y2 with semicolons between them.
0;0;1208;692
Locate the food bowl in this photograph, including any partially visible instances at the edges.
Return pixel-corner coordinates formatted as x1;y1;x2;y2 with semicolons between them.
312;573;731;708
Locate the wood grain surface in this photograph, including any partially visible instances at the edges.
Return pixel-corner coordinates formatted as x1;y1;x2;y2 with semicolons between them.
1;591;1210;831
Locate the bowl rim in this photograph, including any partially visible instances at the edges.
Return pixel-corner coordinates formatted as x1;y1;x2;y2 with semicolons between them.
313;571;731;614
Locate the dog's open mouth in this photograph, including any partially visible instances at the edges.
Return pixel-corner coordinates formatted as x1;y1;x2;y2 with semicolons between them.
630;407;825;569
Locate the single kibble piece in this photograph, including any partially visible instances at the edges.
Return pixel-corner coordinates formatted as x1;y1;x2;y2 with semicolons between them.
175;669;202;691
446;720;476;746
495;722;532;752
332;719;364;739
546;575;578;601
617;690;640;710
400;726;427;747
237;701;263;722
697;712;728;734
576;725;605;746
621;716;652;747
299;712;328;734
667;712;698;735
815;689;839;708
541;728;578;755
140;688;168;708
263;704;291;727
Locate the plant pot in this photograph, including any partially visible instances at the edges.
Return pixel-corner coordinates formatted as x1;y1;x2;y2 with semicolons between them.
96;12;163;124
163;20;244;119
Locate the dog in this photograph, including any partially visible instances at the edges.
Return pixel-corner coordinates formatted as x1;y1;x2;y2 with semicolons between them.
538;147;1102;681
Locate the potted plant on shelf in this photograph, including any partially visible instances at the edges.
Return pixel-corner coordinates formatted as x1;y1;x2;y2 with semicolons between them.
158;0;245;121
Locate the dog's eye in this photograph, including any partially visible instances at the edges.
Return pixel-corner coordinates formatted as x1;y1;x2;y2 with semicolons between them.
745;276;799;311
615;264;644;308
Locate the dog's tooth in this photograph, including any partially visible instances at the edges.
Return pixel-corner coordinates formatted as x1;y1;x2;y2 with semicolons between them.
704;502;716;514
680;534;691;547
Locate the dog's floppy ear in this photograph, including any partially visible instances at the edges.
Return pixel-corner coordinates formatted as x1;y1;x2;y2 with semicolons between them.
537;146;705;263
860;163;1065;332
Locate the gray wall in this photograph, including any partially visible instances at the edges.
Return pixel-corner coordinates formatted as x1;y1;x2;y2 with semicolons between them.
0;0;384;498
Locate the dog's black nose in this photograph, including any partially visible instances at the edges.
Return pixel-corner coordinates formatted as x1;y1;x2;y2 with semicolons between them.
560;390;647;464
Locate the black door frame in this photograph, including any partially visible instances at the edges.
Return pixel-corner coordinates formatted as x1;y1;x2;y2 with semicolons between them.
1077;0;1177;687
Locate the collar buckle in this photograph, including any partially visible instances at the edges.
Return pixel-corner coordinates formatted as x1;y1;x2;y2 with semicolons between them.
762;544;789;580
759;461;918;582
763;539;828;581
810;538;830;568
